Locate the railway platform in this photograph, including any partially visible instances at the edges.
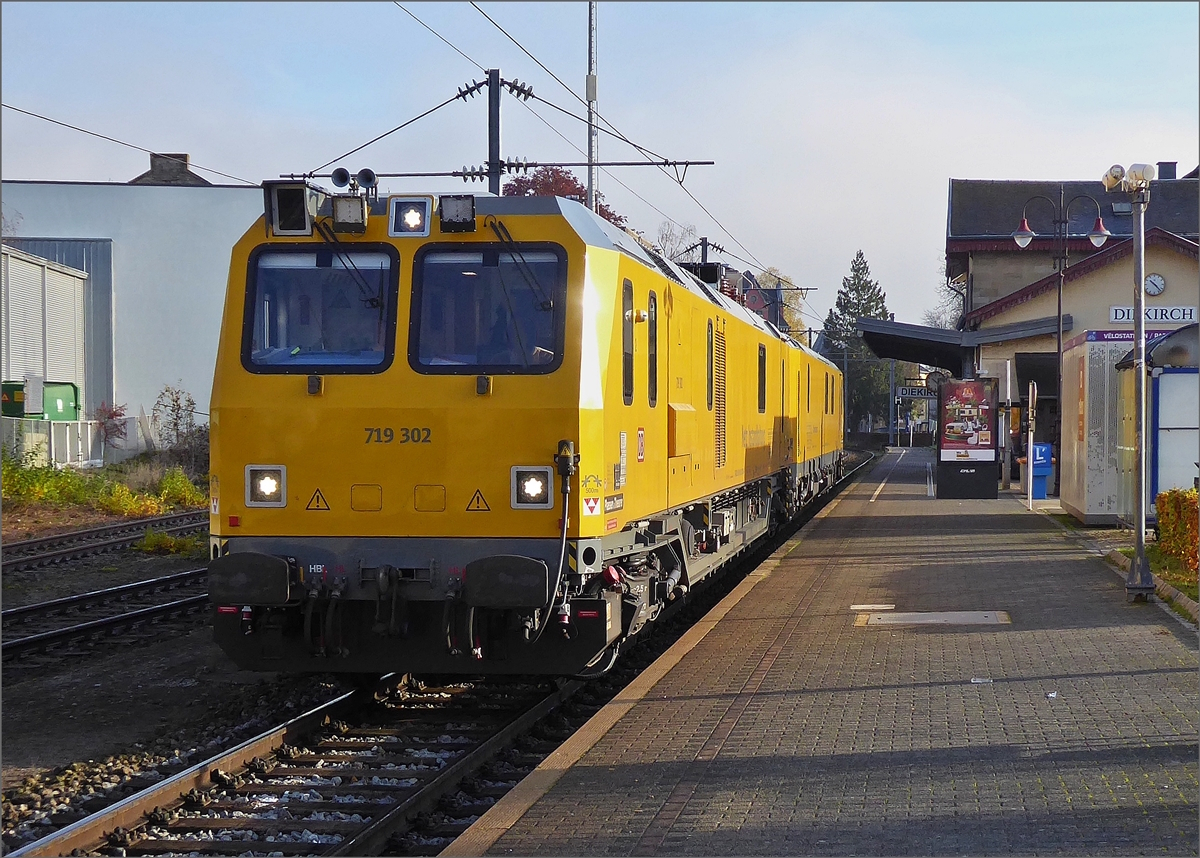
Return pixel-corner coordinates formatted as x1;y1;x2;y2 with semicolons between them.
446;447;1199;856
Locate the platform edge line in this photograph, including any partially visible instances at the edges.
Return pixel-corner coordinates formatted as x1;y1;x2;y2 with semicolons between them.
439;486;851;857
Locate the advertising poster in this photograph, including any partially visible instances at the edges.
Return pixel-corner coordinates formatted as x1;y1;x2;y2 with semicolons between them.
939;379;998;462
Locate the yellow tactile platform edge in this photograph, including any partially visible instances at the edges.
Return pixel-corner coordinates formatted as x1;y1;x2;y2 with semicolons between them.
440;485;854;857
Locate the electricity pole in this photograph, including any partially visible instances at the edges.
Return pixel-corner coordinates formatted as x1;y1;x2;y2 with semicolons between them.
487;68;502;195
586;2;598;211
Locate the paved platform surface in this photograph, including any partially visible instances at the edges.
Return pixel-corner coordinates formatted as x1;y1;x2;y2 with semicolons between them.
451;449;1198;856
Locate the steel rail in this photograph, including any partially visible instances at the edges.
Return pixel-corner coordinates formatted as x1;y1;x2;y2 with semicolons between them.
2;594;209;659
8;686;370;858
3;513;208;572
3;510;208;555
2;568;206;622
9;678;580;858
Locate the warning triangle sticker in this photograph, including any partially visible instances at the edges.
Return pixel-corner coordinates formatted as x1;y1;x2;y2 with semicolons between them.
466;490;490;512
306;489;330;511
583;497;600;515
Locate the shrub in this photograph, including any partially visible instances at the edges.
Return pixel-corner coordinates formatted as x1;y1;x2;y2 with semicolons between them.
133;528;203;555
1155;488;1199;574
96;482;165;517
158;466;207;508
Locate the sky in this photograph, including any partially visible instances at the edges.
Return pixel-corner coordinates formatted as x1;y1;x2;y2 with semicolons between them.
2;1;1197;330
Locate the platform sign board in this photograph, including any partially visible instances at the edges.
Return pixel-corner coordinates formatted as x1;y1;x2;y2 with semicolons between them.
898;385;935;399
938;379;998;463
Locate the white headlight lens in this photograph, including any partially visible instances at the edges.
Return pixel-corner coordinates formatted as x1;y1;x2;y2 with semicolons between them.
512;466;554;509
247;466;286;506
521;476;545;500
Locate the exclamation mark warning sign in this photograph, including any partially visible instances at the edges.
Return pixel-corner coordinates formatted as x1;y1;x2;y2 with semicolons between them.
466;490;490;511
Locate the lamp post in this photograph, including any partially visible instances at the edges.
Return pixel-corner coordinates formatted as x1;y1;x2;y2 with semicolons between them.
1011;187;1111;497
1101;163;1157;600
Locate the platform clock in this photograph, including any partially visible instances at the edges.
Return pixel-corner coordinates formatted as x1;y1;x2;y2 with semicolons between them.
1144;272;1166;296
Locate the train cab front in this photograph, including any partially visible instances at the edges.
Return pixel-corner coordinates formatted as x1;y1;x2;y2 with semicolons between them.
208;185;614;677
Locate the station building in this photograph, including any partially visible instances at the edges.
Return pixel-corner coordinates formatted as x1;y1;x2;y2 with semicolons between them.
1;154;261;459
857;162;1198;502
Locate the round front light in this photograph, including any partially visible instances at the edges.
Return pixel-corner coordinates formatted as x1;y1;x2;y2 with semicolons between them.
522;476;545;500
257;474;279;497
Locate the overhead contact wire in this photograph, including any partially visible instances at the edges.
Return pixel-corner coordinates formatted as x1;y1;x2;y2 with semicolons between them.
1;103;255;185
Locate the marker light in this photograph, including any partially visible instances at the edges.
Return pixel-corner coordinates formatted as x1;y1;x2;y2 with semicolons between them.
439;194;477;233
246;465;286;507
390;198;432;237
512;466;555;509
332;195;368;234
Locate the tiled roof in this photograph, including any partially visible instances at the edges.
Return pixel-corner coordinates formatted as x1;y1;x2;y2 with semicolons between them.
963;228;1199;326
946;177;1199;245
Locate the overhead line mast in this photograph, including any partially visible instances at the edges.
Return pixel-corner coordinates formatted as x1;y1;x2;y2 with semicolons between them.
586;1;599;212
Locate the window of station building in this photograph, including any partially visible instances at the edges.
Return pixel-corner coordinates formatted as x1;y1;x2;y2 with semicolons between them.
706;320;714;411
648;291;658;408
244;246;399;374
757;345;767;413
622;279;634;406
409;245;567;375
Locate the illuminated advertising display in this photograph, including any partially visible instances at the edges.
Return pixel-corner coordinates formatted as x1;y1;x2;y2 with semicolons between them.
939;379;998;463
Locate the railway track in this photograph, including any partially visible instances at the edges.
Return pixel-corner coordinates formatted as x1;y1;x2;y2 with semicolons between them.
2;510;209;572
2;568;209;662
5;453;877;855
9;676;581;857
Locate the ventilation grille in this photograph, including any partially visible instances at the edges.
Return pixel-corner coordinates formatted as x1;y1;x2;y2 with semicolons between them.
714;329;727;468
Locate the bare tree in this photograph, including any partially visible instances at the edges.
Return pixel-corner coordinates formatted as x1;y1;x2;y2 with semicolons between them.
655;221;699;263
923;263;966;329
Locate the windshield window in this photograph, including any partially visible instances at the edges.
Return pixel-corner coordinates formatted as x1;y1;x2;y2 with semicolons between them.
245;248;397;372
411;246;566;374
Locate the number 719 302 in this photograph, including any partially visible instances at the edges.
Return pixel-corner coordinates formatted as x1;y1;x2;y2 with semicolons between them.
364;427;432;444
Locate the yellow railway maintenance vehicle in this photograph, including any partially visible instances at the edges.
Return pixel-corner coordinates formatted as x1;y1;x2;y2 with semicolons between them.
208;177;844;677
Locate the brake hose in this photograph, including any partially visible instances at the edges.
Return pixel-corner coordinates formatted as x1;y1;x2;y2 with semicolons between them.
532;441;576;643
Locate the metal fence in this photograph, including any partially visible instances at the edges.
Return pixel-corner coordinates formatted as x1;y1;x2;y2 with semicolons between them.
1;415;147;467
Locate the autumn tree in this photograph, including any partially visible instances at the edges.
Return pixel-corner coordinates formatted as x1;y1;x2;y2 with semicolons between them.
755;266;805;335
502;166;627;228
821;250;893;430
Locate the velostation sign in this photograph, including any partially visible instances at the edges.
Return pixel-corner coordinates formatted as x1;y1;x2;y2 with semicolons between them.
1109;305;1197;324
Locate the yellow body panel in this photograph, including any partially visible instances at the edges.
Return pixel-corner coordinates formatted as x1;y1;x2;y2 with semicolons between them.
210;200;843;544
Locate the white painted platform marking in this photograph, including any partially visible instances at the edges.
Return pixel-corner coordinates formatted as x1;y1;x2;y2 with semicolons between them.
869;450;906;502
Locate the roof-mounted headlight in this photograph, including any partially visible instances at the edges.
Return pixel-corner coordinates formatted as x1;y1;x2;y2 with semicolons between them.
389;197;432;238
439;194;476;233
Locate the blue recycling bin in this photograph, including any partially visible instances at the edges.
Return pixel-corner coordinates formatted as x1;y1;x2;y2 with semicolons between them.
1030;443;1053;500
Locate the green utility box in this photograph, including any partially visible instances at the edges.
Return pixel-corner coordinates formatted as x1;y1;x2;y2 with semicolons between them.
42;382;79;421
2;381;28;417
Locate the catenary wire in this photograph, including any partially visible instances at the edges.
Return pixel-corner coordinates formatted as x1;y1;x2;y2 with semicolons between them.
392;4;684;228
462;6;769;270
1;103;255;185
396;2;487;72
469;2;667;162
392;5;777;301
311;93;462;174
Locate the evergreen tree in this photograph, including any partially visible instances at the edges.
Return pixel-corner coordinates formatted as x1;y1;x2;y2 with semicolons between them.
821;250;892;430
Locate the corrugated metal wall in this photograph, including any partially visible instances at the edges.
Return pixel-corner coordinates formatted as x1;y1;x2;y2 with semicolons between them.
1;246;88;412
2;238;113;415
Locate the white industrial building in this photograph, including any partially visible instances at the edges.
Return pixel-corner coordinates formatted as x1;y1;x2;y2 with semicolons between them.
1;154;262;448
